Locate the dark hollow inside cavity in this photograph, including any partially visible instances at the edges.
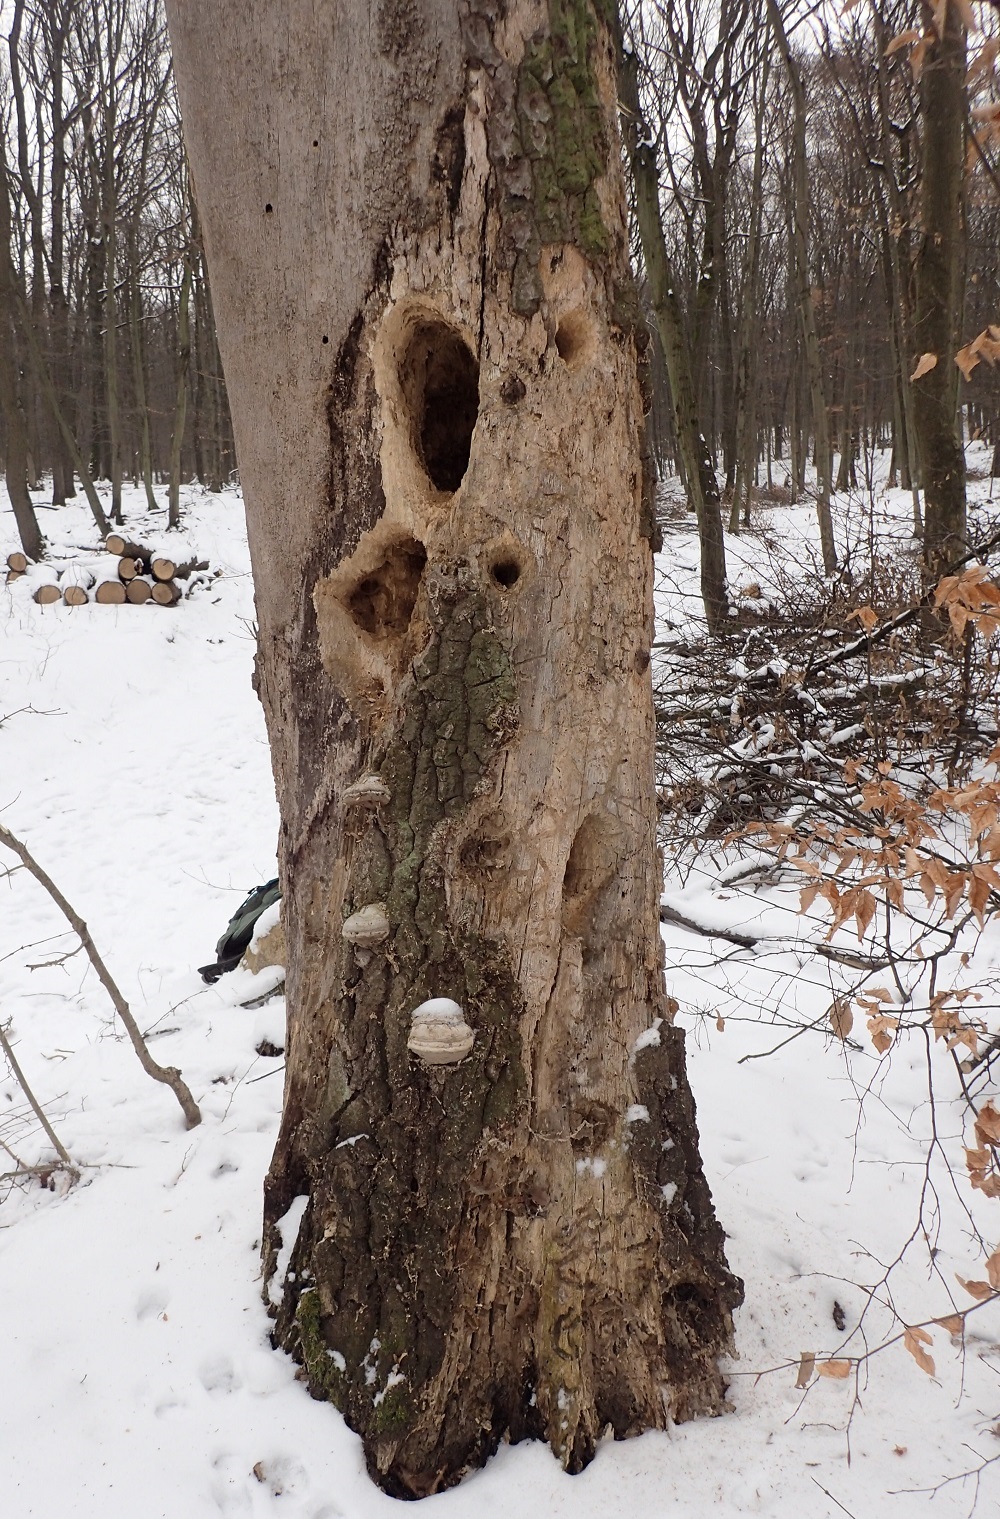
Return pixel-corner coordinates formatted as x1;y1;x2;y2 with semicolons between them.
491;559;521;589
347;539;427;641
404;321;480;492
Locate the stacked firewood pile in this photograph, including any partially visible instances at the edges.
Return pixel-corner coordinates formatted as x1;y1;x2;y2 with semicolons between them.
6;533;213;607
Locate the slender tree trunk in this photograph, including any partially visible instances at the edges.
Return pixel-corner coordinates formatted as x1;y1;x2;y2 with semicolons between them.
768;0;836;573
0;134;44;561
620;49;728;632
913;0;967;578
168;212;194;528
166;0;741;1496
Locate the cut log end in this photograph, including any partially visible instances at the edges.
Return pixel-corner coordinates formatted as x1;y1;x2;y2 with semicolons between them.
94;580;127;604
150;557;176;582
33;584;62;605
151;579;181;605
6;552;29;573
125;577;153;605
62;585;90;606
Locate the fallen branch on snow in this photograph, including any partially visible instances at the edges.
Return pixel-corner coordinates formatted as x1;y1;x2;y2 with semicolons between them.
0;821;201;1129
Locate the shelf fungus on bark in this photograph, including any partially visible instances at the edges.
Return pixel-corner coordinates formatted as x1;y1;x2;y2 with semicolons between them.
341;903;390;966
406;997;475;1066
341;774;390;809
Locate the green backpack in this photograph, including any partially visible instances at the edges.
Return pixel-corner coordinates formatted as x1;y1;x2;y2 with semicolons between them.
199;877;281;983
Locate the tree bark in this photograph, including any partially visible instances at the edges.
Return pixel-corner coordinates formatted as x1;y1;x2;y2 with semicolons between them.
165;0;741;1496
0;129;44;561
913;0;967;578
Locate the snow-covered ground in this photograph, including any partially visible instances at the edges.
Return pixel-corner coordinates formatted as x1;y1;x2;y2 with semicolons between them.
1;469;999;1518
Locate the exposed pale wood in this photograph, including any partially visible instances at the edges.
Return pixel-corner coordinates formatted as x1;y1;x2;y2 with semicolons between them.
7;551;28;573
105;533;152;558
125;576;153;604
117;555;142;581
33;583;61;604
150;578;180;605
150;555;176;581
94;577;126;604
61;583;89;605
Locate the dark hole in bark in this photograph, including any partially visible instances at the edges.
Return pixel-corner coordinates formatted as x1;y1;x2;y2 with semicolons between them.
554;311;593;371
265;202;273;213
401;320;479;492
347;538;427;641
322;335;329;344
569;1097;615;1154
491;559;520;589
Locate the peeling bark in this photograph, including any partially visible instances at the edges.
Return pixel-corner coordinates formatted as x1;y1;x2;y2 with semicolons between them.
165;0;741;1495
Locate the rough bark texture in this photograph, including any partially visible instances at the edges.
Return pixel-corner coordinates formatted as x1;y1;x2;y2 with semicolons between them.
913;0;967;578
165;0;741;1496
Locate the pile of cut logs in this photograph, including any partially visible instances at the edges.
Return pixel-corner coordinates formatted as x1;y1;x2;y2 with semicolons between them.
6;533;211;607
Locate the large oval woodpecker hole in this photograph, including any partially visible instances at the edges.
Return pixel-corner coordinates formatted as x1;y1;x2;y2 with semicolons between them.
347;537;427;642
401;320;479;492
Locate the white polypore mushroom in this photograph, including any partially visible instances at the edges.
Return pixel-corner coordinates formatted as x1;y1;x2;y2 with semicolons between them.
342;774;391;809
407;997;475;1066
342;902;390;947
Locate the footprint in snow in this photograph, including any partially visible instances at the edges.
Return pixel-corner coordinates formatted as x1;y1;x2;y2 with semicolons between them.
135;1285;170;1321
200;1353;242;1394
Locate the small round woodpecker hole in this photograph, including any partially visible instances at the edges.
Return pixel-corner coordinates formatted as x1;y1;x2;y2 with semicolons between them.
400;319;480;492
491;559;521;590
265;203;273;213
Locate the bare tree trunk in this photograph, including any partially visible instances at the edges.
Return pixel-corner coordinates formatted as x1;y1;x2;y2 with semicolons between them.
768;0;836;573
168;201;194;528
0;132;44;561
166;0;741;1496
620;47;729;632
913;0;967;579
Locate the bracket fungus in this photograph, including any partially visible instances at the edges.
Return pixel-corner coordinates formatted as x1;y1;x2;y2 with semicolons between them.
342;774;391;809
407;997;475;1066
342;902;390;947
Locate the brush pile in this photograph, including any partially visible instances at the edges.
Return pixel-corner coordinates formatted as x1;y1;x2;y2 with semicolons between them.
6;533;215;607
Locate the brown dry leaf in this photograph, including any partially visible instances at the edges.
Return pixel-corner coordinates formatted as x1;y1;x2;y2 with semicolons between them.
975;1101;1000;1147
894;1445;908;1457
716;1015;726;1033
800;883;822;913
956;339;982;382
850;605;879;632
904;1325;936;1376
817;1359;852;1379
830;1001;855;1041
886;27;921;55
910;35;930;80
911;351;938;381
935;1313;964;1334
986;1250;1000;1290
795;1350;816;1388
854;889;877;941
956;1275;993;1301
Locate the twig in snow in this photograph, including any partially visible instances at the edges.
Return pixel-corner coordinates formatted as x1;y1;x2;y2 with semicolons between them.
0;821;201;1129
0;1019;75;1168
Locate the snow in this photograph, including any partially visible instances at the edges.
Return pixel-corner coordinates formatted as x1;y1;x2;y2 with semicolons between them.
410;996;465;1021
2;470;1000;1517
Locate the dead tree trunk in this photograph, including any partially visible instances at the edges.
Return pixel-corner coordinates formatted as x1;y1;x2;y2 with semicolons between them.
165;0;741;1496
